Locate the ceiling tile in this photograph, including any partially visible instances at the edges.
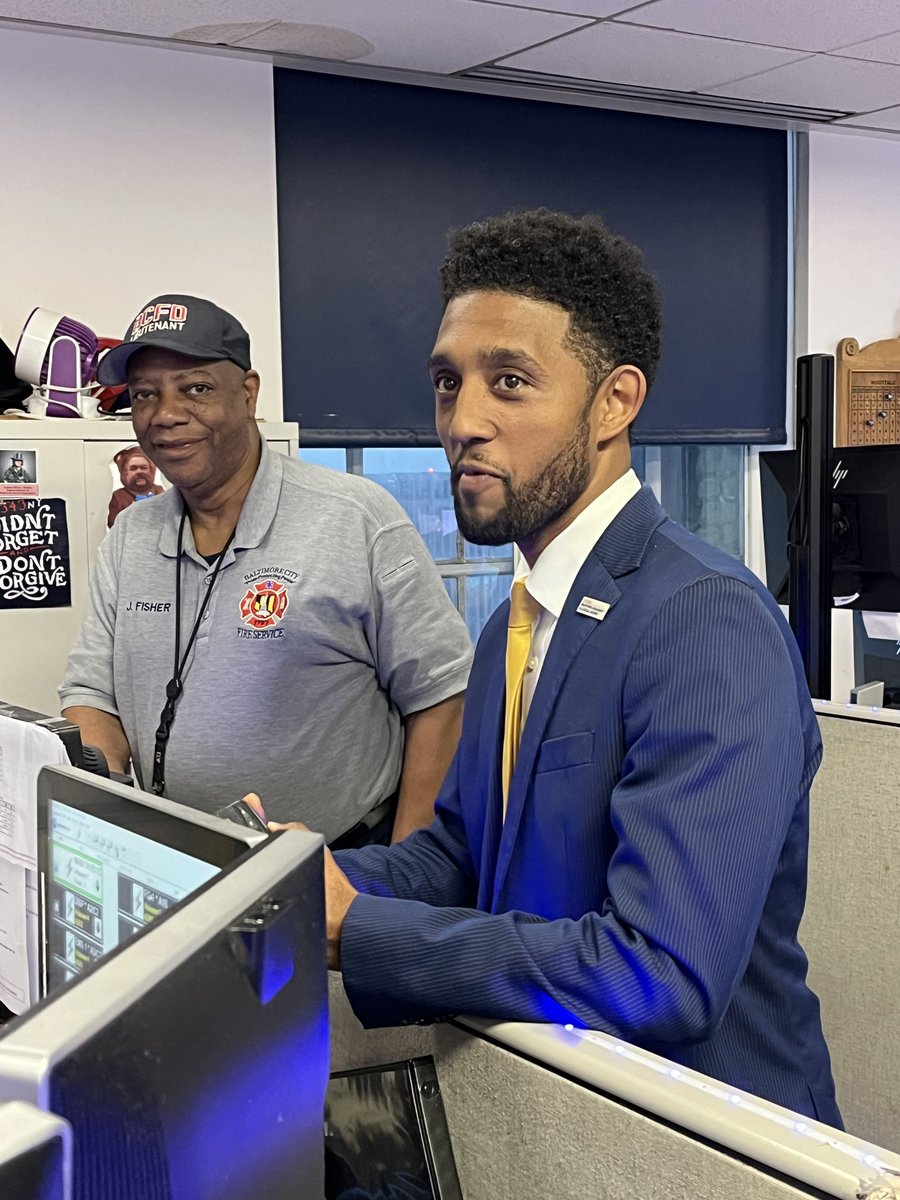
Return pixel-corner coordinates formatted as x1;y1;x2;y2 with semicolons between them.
0;0;589;73
706;53;900;113
497;22;807;91
470;0;646;15
832;30;900;66
835;104;900;130
616;0;900;53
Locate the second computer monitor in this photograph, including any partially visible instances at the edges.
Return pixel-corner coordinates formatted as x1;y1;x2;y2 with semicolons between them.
37;765;265;996
0;829;328;1200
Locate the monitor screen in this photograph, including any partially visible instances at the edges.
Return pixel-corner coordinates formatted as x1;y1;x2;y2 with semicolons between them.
37;766;264;998
47;800;219;989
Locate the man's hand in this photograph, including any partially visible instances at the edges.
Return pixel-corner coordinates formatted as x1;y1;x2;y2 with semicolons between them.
243;793;357;971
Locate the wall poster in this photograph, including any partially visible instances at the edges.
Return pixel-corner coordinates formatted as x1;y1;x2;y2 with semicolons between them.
0;449;38;498
0;498;71;609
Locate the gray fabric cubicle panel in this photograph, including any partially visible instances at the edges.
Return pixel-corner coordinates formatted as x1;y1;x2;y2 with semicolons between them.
431;1025;824;1200
329;977;824;1200
329;971;433;1071
801;708;900;1153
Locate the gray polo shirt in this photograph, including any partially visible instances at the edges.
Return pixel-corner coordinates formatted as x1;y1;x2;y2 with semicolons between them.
60;440;473;841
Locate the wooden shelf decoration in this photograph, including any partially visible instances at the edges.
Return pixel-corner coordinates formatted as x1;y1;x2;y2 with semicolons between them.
836;336;900;447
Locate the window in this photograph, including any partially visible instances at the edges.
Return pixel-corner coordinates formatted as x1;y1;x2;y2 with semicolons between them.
299;446;745;639
632;446;745;560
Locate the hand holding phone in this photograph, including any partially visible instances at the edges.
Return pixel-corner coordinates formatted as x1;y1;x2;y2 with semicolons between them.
215;798;270;834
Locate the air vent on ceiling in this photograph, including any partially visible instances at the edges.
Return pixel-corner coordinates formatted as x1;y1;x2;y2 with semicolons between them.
463;65;850;124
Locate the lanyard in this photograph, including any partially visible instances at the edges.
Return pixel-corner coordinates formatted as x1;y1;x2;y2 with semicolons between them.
150;511;236;796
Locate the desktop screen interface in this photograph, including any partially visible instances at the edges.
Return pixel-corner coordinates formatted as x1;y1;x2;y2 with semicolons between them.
47;800;220;989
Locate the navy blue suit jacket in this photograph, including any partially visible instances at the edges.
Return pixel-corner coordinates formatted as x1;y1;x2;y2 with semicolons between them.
337;487;840;1125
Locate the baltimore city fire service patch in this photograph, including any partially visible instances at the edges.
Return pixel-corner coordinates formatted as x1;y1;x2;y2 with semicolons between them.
238;578;290;639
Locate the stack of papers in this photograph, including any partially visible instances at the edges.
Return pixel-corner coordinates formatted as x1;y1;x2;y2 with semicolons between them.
0;715;68;1014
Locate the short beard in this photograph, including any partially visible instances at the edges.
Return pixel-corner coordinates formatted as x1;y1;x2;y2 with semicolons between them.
453;411;592;546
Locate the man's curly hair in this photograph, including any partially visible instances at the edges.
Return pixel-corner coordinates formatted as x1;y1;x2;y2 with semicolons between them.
440;208;661;391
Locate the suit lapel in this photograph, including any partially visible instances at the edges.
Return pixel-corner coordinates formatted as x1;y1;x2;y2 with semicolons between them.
491;486;667;905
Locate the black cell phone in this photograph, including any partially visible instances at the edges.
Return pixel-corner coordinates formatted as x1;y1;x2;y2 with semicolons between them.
215;799;270;834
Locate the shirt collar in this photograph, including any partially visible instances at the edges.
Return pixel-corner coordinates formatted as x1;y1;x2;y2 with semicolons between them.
513;469;641;618
233;437;283;551
158;435;283;559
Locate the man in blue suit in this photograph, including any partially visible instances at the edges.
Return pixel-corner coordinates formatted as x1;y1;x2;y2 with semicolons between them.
267;209;839;1124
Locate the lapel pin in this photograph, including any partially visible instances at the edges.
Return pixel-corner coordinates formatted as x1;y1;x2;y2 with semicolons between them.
576;596;611;621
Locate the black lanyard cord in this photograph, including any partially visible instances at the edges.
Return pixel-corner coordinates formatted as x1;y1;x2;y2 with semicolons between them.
151;511;236;795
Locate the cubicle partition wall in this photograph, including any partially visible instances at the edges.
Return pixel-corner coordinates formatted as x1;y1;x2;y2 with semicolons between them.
801;701;900;1153
328;976;900;1200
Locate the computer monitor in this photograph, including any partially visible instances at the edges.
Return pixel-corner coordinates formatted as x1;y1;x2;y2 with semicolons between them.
36;765;266;996
0;830;328;1200
830;444;900;612
0;1102;70;1200
760;444;900;613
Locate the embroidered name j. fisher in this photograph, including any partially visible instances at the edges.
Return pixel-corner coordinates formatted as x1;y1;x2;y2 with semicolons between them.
125;600;171;612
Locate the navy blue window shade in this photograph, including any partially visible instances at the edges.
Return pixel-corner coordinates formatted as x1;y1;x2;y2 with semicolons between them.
274;70;788;447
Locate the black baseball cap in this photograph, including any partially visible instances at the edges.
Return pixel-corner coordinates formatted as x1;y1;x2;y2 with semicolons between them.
97;294;252;385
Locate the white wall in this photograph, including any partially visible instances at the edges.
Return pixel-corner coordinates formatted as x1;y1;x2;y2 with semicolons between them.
807;131;900;356
0;28;284;419
805;129;900;699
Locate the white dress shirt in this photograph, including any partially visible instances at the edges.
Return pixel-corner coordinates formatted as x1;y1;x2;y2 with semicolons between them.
515;470;641;719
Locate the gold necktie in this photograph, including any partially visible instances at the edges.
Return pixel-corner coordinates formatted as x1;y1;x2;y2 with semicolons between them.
502;579;541;814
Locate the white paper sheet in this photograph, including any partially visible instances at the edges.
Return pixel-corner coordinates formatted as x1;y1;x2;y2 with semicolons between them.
0;713;69;1012
862;611;900;642
0;858;29;1014
0;713;68;870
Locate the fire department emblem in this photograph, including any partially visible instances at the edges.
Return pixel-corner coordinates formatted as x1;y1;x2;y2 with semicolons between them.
239;579;290;629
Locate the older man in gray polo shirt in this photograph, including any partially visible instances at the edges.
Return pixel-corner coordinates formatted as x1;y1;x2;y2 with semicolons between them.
60;294;472;844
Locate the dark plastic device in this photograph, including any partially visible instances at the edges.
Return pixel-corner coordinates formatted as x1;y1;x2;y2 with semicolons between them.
215;798;270;834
